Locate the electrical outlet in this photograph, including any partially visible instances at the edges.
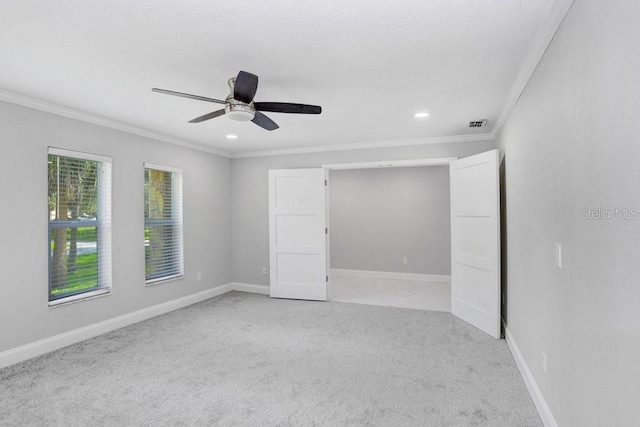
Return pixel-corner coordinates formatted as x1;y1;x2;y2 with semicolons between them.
402;257;408;265
542;352;547;374
262;267;267;275
196;272;202;282
555;243;562;268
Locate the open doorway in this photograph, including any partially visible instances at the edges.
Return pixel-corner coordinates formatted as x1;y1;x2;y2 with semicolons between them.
269;150;501;338
325;160;453;312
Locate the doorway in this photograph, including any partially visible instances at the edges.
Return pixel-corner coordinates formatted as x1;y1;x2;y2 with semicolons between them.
326;162;453;312
268;150;501;338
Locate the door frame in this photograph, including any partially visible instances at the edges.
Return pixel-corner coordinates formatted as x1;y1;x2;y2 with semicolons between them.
271;153;503;338
322;158;457;170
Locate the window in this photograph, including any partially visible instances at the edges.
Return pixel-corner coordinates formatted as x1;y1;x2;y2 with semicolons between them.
144;164;183;284
48;148;111;304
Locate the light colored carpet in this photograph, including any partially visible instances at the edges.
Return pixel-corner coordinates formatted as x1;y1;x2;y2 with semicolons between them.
0;292;540;426
331;274;451;312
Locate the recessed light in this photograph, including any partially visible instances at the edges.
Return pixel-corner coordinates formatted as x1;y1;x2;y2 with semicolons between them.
226;134;238;139
414;112;430;118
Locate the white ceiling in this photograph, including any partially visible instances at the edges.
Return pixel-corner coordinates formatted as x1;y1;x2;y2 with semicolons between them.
0;0;556;157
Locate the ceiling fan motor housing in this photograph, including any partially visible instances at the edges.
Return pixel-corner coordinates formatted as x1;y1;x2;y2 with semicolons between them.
225;77;256;121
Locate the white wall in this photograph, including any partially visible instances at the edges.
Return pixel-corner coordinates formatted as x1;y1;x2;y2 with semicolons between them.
495;0;640;424
329;166;450;275
231;140;494;286
0;101;232;354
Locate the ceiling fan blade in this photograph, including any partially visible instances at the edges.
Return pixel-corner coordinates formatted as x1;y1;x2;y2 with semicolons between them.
234;71;259;103
251;111;279;131
254;102;322;114
188;109;226;123
152;88;226;105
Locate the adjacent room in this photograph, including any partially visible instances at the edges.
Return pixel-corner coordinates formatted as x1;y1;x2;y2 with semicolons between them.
1;1;638;425
329;164;452;312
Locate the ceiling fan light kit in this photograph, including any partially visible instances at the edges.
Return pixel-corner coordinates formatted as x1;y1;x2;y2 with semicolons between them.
152;71;322;131
225;104;255;122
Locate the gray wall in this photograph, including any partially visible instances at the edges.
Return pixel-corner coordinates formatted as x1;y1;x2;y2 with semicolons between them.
495;0;640;424
329;166;450;275
0;101;232;353
231;140;494;285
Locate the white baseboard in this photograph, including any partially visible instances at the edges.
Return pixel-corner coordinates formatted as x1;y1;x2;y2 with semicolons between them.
504;325;557;427
0;283;233;369
331;268;451;283
231;282;270;295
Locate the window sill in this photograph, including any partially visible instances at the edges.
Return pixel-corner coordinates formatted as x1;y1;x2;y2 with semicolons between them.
49;288;111;308
145;274;184;287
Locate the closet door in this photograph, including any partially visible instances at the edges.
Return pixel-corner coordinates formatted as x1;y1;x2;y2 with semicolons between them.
268;168;328;301
450;150;501;338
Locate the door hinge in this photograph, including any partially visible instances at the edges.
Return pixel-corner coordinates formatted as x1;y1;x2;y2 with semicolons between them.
325;227;328;234
326;275;329;283
324;179;327;186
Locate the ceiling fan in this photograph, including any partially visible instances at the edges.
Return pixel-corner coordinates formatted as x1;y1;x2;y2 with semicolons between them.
152;71;322;131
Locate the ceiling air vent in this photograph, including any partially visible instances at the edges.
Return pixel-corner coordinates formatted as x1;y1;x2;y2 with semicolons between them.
469;120;488;128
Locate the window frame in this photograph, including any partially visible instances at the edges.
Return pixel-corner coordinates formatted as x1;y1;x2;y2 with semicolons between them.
47;147;112;307
143;163;184;285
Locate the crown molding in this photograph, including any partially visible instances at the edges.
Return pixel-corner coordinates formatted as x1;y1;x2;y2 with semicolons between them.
230;133;494;159
0;88;491;160
491;0;575;140
0;89;232;158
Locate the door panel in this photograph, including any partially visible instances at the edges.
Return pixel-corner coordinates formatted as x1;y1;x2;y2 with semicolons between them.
275;214;318;246
273;175;324;209
450;149;501;338
276;253;320;286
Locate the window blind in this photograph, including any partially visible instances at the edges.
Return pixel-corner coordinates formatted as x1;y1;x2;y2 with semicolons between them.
144;164;183;284
47;147;112;303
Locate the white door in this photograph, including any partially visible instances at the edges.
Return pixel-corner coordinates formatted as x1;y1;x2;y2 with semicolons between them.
269;168;328;301
450;149;501;338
